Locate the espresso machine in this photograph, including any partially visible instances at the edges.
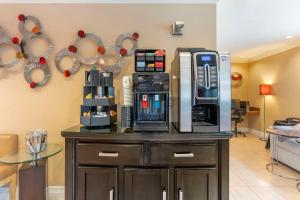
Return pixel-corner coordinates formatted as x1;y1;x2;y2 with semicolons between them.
133;72;169;131
171;48;231;133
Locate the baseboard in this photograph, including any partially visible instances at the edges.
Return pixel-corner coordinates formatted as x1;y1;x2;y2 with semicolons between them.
13;186;64;200
48;186;64;200
249;128;269;139
237;127;249;133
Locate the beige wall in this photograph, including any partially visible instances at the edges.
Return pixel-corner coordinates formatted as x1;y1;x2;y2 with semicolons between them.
248;47;300;131
231;63;249;128
0;4;216;186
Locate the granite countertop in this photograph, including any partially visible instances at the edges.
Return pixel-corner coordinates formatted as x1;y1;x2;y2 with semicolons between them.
266;128;300;138
61;124;233;141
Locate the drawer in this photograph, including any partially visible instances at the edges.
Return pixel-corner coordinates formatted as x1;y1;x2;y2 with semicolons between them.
77;143;143;165
150;144;216;165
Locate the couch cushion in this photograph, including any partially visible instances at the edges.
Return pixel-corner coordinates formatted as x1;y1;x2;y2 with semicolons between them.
0;134;18;157
0;165;17;180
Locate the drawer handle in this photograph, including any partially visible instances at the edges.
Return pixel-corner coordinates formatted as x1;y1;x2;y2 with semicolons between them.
179;189;183;200
163;189;167;200
174;152;194;158
99;152;119;157
110;188;114;200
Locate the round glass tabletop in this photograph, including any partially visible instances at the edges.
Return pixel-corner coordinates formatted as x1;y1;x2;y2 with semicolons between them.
0;143;63;165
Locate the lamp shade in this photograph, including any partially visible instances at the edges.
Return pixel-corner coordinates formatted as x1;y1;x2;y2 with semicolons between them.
259;84;272;95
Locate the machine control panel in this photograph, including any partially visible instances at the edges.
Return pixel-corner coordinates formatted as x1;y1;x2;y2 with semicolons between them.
193;52;219;100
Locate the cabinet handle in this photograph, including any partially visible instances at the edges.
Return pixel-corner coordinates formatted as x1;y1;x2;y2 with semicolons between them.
109;188;114;200
99;152;119;157
174;152;194;158
162;189;167;200
179;189;183;200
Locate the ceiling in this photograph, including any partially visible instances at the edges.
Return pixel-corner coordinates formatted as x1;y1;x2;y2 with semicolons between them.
217;0;300;63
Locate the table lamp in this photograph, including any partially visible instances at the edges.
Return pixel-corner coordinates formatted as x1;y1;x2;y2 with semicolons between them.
260;84;272;141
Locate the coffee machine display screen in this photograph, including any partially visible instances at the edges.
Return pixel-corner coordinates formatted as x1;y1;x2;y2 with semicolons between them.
201;55;211;62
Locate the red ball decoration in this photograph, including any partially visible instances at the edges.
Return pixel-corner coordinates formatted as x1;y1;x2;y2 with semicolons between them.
120;48;127;56
18;14;26;22
132;32;139;40
98;46;105;55
30;82;37;89
11;37;19;44
64;70;71;77
78;30;86;38
68;45;77;53
39;57;47;65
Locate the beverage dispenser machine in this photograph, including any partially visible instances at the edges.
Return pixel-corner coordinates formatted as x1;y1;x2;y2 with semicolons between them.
171;48;231;133
133;73;169;131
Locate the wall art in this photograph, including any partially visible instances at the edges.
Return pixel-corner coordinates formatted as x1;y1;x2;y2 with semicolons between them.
231;72;243;87
18;14;54;89
115;32;139;57
55;31;139;76
0;26;23;68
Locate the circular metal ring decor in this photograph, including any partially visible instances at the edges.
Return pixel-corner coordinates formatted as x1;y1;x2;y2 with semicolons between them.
55;48;81;77
24;61;51;88
0;28;23;68
99;45;125;73
21;32;53;63
74;30;104;65
18;15;42;36
115;32;139;57
18;14;42;36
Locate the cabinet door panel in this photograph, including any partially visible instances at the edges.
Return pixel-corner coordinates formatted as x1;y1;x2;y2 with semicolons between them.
176;168;217;200
77;167;117;200
124;168;169;200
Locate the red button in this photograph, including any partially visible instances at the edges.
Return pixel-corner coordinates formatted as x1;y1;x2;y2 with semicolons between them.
155;62;164;68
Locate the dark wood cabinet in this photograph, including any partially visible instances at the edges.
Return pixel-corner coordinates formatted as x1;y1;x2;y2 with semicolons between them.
175;168;217;200
62;125;231;200
77;167;117;200
124;168;169;200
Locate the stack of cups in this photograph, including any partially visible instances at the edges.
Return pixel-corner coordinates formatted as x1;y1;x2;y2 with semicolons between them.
122;76;133;128
123;76;133;106
121;105;133;128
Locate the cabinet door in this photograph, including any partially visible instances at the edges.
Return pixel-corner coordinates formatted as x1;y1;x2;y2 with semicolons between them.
124;168;169;200
175;168;217;200
77;167;117;200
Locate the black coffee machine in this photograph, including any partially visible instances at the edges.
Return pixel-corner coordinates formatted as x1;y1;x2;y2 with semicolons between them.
133;72;169;131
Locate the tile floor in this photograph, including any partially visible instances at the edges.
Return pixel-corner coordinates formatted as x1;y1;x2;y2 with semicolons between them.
230;134;300;200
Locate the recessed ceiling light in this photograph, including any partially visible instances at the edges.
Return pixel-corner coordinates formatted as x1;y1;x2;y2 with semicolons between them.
286;35;293;39
240;55;245;58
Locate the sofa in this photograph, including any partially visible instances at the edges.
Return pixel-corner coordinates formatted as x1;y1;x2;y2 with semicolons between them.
0;134;18;200
270;134;300;172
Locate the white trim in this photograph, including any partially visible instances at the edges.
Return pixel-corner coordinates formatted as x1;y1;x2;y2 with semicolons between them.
238;127;249;133
13;186;64;200
0;0;219;4
249;128;269;139
48;186;64;200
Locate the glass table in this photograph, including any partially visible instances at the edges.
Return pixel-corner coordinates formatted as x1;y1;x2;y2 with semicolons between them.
266;128;300;192
0;143;63;200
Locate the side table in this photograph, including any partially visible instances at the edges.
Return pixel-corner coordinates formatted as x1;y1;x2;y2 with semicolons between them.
0;143;63;200
266;128;300;192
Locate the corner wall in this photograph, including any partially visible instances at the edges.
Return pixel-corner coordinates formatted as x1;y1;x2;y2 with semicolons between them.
248;46;300;133
231;63;249;129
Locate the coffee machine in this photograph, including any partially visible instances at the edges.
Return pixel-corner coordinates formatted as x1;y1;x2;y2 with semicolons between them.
171;48;231;133
133;72;169;131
